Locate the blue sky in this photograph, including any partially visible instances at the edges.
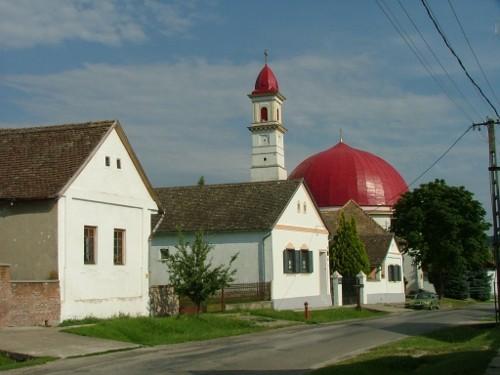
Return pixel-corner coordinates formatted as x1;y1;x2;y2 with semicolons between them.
1;0;500;219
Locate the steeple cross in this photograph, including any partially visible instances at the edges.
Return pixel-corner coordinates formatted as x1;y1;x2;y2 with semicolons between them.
264;49;269;64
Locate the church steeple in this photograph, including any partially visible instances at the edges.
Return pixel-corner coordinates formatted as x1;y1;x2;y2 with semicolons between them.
248;53;287;182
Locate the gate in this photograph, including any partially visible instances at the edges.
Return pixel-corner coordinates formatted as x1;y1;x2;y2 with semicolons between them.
342;275;358;305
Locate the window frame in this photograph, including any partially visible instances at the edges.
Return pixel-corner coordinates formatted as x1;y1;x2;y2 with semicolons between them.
159;248;170;262
84;226;97;265
113;228;126;265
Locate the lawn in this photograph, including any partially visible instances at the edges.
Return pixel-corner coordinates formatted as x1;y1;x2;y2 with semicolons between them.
312;323;500;375
0;352;54;372
62;314;265;346
246;307;386;324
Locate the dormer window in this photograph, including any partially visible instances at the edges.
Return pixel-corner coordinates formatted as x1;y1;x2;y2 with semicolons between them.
260;107;268;122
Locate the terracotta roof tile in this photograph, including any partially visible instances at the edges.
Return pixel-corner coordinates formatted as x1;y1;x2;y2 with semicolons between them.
153;180;301;233
0;120;114;199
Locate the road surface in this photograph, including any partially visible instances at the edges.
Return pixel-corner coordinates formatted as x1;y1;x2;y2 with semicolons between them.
9;303;494;375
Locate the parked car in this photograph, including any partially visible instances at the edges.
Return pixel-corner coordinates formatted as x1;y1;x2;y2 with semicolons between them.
405;291;440;310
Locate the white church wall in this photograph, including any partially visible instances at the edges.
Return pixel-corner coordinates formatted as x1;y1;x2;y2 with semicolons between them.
58;128;157;320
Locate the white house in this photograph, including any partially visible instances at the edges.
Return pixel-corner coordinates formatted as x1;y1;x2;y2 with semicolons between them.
0;120;159;325
151;180;332;310
322;200;405;305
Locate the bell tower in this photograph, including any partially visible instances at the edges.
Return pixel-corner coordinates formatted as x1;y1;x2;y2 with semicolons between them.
248;52;287;182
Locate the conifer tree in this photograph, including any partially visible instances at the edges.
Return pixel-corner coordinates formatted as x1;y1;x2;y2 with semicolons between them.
329;213;370;276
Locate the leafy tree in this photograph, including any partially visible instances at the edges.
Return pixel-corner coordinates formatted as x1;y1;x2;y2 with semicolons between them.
164;231;237;313
392;179;490;297
330;213;370;276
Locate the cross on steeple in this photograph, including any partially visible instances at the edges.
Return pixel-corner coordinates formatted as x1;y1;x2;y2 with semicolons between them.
339;128;344;143
264;49;268;64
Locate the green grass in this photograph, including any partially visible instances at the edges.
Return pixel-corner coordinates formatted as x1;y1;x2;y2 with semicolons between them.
312;323;500;375
0;353;55;372
62;314;265;346
440;298;477;309
246;307;386;324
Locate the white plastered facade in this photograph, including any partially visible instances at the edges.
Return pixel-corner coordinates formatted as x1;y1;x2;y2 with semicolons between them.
57;128;158;320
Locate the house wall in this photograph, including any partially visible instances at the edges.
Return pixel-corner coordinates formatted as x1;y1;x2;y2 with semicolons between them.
271;184;331;310
58;129;157;320
0;200;58;280
365;238;405;304
151;231;268;287
0;264;60;327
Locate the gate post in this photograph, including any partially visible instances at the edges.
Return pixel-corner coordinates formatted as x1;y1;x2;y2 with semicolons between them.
332;271;343;307
357;271;367;305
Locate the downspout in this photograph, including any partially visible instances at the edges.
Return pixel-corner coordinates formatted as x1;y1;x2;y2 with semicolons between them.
261;231;272;301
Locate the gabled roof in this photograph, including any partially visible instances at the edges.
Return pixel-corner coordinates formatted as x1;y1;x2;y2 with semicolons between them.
0;120;159;206
153;180;302;233
321;200;395;267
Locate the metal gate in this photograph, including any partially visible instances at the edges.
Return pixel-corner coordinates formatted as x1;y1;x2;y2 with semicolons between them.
342;275;358;305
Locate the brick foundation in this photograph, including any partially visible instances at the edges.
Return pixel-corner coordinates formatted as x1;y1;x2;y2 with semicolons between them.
0;264;60;327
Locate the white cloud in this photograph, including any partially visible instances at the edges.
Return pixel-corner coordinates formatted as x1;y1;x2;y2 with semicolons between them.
0;0;207;49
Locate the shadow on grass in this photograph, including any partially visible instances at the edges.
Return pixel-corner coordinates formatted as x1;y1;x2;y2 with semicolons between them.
312;350;494;375
191;371;307;374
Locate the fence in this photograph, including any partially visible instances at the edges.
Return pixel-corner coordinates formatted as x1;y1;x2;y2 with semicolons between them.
179;282;271;314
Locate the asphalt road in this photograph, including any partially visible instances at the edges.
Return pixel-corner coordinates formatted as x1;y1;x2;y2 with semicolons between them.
9;304;494;375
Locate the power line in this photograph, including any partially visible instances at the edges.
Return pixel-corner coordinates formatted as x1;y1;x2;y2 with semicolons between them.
447;0;500;107
421;0;500;118
376;0;475;123
397;0;483;120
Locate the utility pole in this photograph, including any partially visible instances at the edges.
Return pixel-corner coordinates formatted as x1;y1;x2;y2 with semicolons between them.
473;118;500;323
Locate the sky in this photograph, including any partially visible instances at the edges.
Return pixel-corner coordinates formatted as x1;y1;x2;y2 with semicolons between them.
1;0;500;222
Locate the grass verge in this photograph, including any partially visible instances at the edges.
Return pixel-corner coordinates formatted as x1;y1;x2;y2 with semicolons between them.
440;298;479;309
311;323;500;375
62;314;265;346
246;307;386;324
0;353;55;372
59;316;102;327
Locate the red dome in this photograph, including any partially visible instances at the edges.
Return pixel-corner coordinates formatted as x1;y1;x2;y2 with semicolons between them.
252;64;279;95
289;142;408;207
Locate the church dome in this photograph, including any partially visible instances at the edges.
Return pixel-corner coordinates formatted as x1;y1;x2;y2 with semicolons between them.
289;141;408;207
252;64;279;95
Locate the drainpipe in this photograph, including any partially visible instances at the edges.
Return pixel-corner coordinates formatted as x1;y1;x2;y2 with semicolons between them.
261;231;272;301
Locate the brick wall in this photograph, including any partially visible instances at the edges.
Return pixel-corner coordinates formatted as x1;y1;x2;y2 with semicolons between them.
0;264;60;327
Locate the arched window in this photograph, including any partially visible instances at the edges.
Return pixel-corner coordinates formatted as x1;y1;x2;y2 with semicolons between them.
277;108;280;121
261;107;268;122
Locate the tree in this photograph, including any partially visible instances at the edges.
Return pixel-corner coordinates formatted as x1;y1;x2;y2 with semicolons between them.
329;213;370;276
164;231;238;313
468;269;491;301
392;179;491;297
197;176;205;186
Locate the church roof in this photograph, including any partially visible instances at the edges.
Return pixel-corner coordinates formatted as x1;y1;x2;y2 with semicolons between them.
0;120;159;204
252;64;280;95
153;180;302;233
289;141;408;207
321;200;395;267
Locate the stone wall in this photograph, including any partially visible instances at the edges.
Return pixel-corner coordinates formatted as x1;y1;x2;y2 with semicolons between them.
0;264;60;327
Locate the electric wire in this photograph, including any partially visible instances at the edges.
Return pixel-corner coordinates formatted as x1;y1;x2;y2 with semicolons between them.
421;0;500;118
376;0;475;123
447;0;500;108
397;0;483;120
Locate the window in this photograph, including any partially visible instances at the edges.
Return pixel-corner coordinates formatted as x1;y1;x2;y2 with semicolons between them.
105;156;110;167
116;158;121;169
84;226;96;264
303;201;307;214
388;265;401;281
297;201;301;213
300;250;312;272
260;107;268;122
160;248;170;261
277;108;280;121
114;229;125;265
283;249;313;273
